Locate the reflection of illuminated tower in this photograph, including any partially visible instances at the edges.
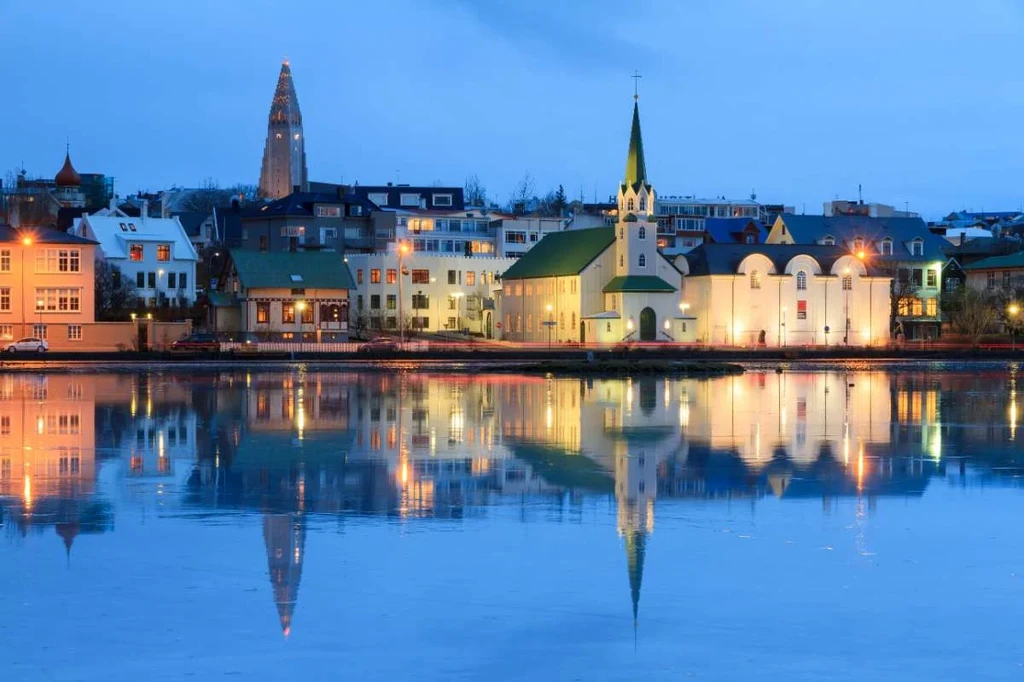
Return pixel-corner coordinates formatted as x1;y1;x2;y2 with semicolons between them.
263;514;306;637
615;440;655;627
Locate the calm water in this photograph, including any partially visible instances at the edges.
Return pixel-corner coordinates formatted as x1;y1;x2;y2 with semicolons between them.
2;364;1024;681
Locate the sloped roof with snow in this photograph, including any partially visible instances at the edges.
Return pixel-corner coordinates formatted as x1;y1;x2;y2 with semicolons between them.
75;214;198;262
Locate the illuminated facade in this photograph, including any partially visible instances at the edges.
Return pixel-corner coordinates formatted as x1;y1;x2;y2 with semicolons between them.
259;60;308;200
678;243;892;346
0;225;99;348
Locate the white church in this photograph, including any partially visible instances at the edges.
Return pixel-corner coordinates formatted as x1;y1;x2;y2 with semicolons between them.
499;98;690;344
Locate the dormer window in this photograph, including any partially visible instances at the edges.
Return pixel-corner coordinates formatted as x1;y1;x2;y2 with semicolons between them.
822;235;835;246
289;274;303;283
128;223;137;232
911;239;923;256
880;238;893;255
119;222;127;232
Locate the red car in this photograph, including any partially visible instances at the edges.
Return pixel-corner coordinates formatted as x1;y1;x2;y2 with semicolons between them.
169;333;221;353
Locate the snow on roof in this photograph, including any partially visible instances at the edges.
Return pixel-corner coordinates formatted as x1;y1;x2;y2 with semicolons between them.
75;213;198;261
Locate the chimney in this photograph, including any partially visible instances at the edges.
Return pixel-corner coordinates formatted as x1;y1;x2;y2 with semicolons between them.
109;194;117;211
160;193;168;219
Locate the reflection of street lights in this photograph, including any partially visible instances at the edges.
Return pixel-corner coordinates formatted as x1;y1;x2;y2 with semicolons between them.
295;300;307;354
397;242;410;344
1009;303;1020;351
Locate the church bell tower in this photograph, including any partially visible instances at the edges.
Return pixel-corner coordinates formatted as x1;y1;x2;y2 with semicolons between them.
614;90;658;279
258;59;309;199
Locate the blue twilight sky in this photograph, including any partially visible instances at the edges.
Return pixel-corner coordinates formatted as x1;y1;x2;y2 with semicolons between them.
3;0;1024;219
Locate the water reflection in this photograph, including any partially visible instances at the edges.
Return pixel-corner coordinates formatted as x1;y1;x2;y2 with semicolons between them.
2;366;1023;642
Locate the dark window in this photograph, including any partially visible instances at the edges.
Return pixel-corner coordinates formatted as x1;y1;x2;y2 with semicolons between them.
136;272;145;288
259;235;268;252
148;272;156;288
448;270;457;285
912;269;923;287
167;272;177;289
412;293;429;309
180;273;187;289
370;295;381;309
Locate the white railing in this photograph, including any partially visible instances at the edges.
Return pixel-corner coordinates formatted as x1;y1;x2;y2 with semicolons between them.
220;341;430;354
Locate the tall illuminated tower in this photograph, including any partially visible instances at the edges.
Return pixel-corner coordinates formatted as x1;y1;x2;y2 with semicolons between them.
258;59;308;199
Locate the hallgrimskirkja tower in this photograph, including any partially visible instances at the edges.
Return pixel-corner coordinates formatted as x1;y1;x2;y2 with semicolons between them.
258;59;308;199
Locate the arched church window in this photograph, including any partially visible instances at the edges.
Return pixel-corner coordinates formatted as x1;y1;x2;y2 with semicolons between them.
796;271;807;290
627;198;635;211
638;226;646;240
639;254;646;267
639;197;646;212
620;254;624;267
750;270;762;289
619;228;624;240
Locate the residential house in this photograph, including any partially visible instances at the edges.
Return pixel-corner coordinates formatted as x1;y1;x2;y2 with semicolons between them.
211;250;356;341
75;212;198;308
677;243;892;346
343;184;466;212
962;252;1024;295
171;211;218;252
654;195;777;254
240;190;390;253
0;225;100;349
766;213;947;340
345;248;513;337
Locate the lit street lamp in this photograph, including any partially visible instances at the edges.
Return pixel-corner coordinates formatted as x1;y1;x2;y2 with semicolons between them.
397;242;410;344
1009;303;1020;352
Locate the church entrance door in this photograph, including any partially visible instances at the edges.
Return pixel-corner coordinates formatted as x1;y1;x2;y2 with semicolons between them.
639;307;656;341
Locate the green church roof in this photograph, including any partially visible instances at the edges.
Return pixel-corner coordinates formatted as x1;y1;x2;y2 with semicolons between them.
501;227;615;280
602;275;676;293
624;101;648;191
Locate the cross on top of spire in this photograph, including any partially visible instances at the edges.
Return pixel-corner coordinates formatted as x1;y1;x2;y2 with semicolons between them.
632;70;642;101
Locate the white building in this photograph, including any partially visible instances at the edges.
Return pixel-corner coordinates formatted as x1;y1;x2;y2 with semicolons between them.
345;248;515;337
499;98;686;344
75;211;199;307
677;243;892;346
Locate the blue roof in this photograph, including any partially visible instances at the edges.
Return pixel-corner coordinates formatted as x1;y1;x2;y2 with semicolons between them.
776;213;946;262
683;243;888;277
704;217;767;245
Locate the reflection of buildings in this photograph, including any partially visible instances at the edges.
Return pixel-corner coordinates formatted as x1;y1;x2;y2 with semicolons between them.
0;374;112;553
264;514;306;638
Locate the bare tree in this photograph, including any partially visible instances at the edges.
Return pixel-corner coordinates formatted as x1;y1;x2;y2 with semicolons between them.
95;260;138;321
464;174;487;207
180;178;234;214
944;286;998;345
509;172;536;215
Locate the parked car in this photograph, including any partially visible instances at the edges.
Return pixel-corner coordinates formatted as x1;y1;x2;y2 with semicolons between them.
357;337;399;353
169;333;220;353
3;337;48;353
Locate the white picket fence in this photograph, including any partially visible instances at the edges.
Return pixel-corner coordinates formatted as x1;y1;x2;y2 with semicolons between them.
220;341;430;354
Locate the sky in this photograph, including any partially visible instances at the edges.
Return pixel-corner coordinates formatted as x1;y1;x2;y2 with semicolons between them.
4;0;1024;219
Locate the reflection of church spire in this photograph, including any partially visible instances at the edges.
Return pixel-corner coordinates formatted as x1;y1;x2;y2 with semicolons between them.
55;522;80;567
624;528;646;627
263;514;306;638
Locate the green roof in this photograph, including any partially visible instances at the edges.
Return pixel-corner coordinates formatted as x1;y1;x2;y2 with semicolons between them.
207;291;236;307
624;101;648;191
602;275;676;293
501;227;614;280
230;250;356;290
962;252;1024;271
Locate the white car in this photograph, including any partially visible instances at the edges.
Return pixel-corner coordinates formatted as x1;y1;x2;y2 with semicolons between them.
4;337;48;353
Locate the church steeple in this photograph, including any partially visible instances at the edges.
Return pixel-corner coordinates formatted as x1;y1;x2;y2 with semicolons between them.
259;59;309;199
624;101;648;192
625;529;646;626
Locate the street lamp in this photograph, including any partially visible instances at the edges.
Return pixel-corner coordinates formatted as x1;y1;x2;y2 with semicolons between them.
1009;303;1020;351
20;236;32;338
678;302;690;341
545;303;554;349
397;242;410;344
780;306;787;347
843;267;851;345
295;300;307;354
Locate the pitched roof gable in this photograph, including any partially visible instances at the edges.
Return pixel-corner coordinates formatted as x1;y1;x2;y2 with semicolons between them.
684;243;887;277
501;227;614;280
229;250;356;290
777;213;944;261
961;252;1024;271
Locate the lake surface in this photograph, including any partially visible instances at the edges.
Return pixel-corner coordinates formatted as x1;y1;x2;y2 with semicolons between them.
2;364;1024;681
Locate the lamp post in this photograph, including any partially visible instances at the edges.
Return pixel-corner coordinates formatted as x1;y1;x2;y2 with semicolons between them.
843;267;851;346
20;236;32;338
545;303;554;349
295;300;307;354
678;301;690;342
397;242;410;344
780;306;787;347
1009;303;1020;352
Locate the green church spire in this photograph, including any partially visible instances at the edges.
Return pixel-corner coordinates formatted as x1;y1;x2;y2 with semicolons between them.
624;101;648;191
625;529;647;625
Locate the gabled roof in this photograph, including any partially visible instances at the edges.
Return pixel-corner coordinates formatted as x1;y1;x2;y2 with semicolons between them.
602;275;676;293
961;252;1024;271
229;250;356;290
501;226;614;279
76;214;198;261
171;211;210;238
704;217;767;244
0;225;97;245
249;192;377;218
683;243;888;277
776;213;945;262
